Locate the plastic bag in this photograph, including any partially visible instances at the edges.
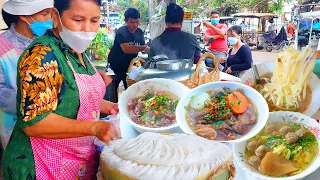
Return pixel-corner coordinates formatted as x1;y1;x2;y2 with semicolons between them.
94;114;122;151
128;66;145;80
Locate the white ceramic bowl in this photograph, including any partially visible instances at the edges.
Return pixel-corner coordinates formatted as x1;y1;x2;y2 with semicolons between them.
241;61;320;117
175;81;269;143
233;111;320;180
118;78;190;133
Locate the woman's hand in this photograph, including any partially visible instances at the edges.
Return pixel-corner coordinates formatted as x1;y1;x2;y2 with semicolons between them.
93;121;121;143
220;58;226;64
101;100;119;115
99;71;113;86
226;67;232;74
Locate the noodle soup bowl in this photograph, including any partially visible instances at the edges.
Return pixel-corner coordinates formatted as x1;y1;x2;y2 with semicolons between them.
233;111;320;180
241;61;320;117
119;78;190;134
176;81;269;143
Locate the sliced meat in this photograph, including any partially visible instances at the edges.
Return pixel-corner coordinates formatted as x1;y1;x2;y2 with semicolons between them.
195;124;217;140
231;120;247;135
129;110;139;122
222;120;247;135
220;128;237;140
234;88;244;94
165;111;175;120
134;99;144;115
196;124;216;130
128;98;136;110
211;88;225;96
223;87;232;94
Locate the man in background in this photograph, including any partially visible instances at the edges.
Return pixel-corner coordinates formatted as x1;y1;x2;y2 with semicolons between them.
108;8;149;91
150;3;201;63
203;10;228;70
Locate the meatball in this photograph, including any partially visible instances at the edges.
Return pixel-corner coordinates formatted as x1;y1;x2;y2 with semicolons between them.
248;155;261;167
295;129;307;137
247;140;259;152
279;126;292;134
255;145;270;158
265;123;276;134
286;132;299;144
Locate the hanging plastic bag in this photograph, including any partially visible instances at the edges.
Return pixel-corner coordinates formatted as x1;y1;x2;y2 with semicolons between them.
128;66;145;80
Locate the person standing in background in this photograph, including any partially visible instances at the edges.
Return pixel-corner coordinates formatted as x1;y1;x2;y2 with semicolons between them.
203;10;228;71
108;8;149;91
2;0;120;179
283;16;296;39
150;3;201;63
0;0;53;149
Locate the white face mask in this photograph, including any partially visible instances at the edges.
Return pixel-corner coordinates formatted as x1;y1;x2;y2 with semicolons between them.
58;16;97;53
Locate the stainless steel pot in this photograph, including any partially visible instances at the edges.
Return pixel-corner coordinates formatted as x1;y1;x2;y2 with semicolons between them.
156;59;193;71
137;64;208;81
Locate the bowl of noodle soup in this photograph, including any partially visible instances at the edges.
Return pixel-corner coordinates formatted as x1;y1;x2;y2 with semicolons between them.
241;48;320;117
233;111;320;180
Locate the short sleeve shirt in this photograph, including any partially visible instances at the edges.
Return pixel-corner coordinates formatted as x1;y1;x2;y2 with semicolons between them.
108;26;145;73
206;23;228;53
1;30;96;180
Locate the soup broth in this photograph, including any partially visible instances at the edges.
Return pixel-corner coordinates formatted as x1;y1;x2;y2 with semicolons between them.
245;122;318;177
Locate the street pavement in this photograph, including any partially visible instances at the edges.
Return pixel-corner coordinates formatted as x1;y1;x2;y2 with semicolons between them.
251;49;279;64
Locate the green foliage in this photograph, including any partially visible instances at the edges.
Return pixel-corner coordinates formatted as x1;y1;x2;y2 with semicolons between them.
88;28;113;60
176;0;293;17
116;0;149;25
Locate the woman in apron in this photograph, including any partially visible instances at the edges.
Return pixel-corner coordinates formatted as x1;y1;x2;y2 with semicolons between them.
2;0;120;179
0;0;53;149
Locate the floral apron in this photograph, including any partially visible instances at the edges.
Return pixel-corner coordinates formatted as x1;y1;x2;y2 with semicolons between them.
30;54;106;179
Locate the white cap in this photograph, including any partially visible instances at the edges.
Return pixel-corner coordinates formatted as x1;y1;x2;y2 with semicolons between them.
3;0;54;16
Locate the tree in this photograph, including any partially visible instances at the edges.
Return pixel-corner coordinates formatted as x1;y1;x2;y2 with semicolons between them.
116;0;149;27
176;0;292;17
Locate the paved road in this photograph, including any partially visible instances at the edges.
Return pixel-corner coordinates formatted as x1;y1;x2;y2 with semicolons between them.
251;49;279;65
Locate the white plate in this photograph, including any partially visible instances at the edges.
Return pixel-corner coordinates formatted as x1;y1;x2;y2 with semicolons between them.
242;61;320;117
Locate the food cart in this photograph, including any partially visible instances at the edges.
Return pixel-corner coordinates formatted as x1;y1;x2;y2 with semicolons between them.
232;12;279;49
295;11;320;75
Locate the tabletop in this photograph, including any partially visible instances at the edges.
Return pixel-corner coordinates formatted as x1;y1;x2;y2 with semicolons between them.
115;71;320;179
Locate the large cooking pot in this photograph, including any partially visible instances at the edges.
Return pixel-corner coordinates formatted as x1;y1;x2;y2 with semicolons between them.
131;55;208;81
